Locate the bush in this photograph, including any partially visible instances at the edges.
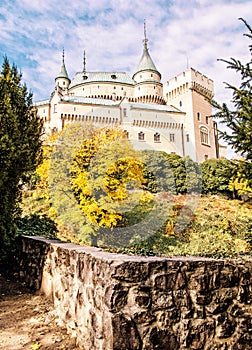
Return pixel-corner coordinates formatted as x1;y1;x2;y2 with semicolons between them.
15;214;58;239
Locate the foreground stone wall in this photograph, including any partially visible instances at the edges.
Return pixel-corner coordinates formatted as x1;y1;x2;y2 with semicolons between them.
17;236;252;350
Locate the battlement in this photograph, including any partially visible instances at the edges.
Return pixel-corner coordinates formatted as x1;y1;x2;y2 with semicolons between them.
165;67;214;98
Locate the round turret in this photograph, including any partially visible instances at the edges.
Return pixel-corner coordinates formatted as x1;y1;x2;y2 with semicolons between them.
133;22;164;104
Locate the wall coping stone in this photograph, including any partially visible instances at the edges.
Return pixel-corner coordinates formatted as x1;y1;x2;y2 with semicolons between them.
22;235;224;263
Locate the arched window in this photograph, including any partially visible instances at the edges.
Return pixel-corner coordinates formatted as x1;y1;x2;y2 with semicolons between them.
200;126;209;145
154;133;160;142
138;132;145;141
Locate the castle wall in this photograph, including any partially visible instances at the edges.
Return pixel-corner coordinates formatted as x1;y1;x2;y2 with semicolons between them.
17;235;252;350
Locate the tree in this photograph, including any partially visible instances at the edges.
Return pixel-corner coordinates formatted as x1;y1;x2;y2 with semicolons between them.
201;158;235;196
70;128;152;246
213;18;252;159
0;57;43;257
141;150;177;193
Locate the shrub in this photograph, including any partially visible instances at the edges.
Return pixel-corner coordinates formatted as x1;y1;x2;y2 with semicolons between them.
15;214;58;239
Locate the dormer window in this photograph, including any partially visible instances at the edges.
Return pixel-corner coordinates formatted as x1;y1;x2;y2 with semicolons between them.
83;75;88;80
111;74;117;79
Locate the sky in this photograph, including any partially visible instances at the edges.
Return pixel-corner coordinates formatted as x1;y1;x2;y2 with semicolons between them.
0;0;251;107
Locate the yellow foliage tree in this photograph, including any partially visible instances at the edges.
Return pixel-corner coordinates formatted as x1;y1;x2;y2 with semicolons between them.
70;128;150;245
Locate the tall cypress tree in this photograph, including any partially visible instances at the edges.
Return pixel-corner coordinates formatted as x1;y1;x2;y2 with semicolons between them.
0;57;43;258
214;18;252;160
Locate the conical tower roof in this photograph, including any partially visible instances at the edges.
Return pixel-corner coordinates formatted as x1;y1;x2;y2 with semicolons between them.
136;41;158;73
56;49;70;80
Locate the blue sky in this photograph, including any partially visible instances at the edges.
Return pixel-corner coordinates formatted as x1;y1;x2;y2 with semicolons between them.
0;0;251;105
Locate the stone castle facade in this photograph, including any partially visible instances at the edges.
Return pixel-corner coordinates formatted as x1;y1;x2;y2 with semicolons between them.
35;28;220;163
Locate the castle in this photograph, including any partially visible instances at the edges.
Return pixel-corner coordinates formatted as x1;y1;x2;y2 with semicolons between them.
35;26;220;163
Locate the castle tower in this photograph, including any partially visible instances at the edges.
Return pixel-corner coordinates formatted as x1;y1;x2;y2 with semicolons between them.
55;49;70;91
133;22;164;104
164;68;218;162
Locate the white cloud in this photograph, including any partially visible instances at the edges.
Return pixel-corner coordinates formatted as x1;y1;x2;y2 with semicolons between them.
0;0;251;106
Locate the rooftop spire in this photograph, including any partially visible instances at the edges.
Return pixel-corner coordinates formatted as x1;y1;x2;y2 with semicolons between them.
143;19;148;50
83;50;86;74
56;48;69;80
62;47;65;63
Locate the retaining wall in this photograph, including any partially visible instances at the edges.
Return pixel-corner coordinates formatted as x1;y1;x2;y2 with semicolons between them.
17;236;252;349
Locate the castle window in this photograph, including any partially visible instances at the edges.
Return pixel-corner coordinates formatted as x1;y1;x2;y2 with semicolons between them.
114;86;116;89
200;126;209;145
204;154;208;160
186;134;189;142
63;81;65;85
111;74;117;79
83;75;88;80
121;87;124;90
53;104;57;113
140;75;142;78
206;116;209;124
154;86;155;89
179;101;182;107
197;112;201;121
138;87;140;90
123;108;127;117
170;134;175;142
138;132;145;141
123;130;129;139
154;133;160;142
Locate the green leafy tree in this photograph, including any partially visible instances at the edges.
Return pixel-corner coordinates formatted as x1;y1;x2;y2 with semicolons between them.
213;18;252;159
0;57;43;257
142;150;176;193
201;158;235;196
162;154;187;194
